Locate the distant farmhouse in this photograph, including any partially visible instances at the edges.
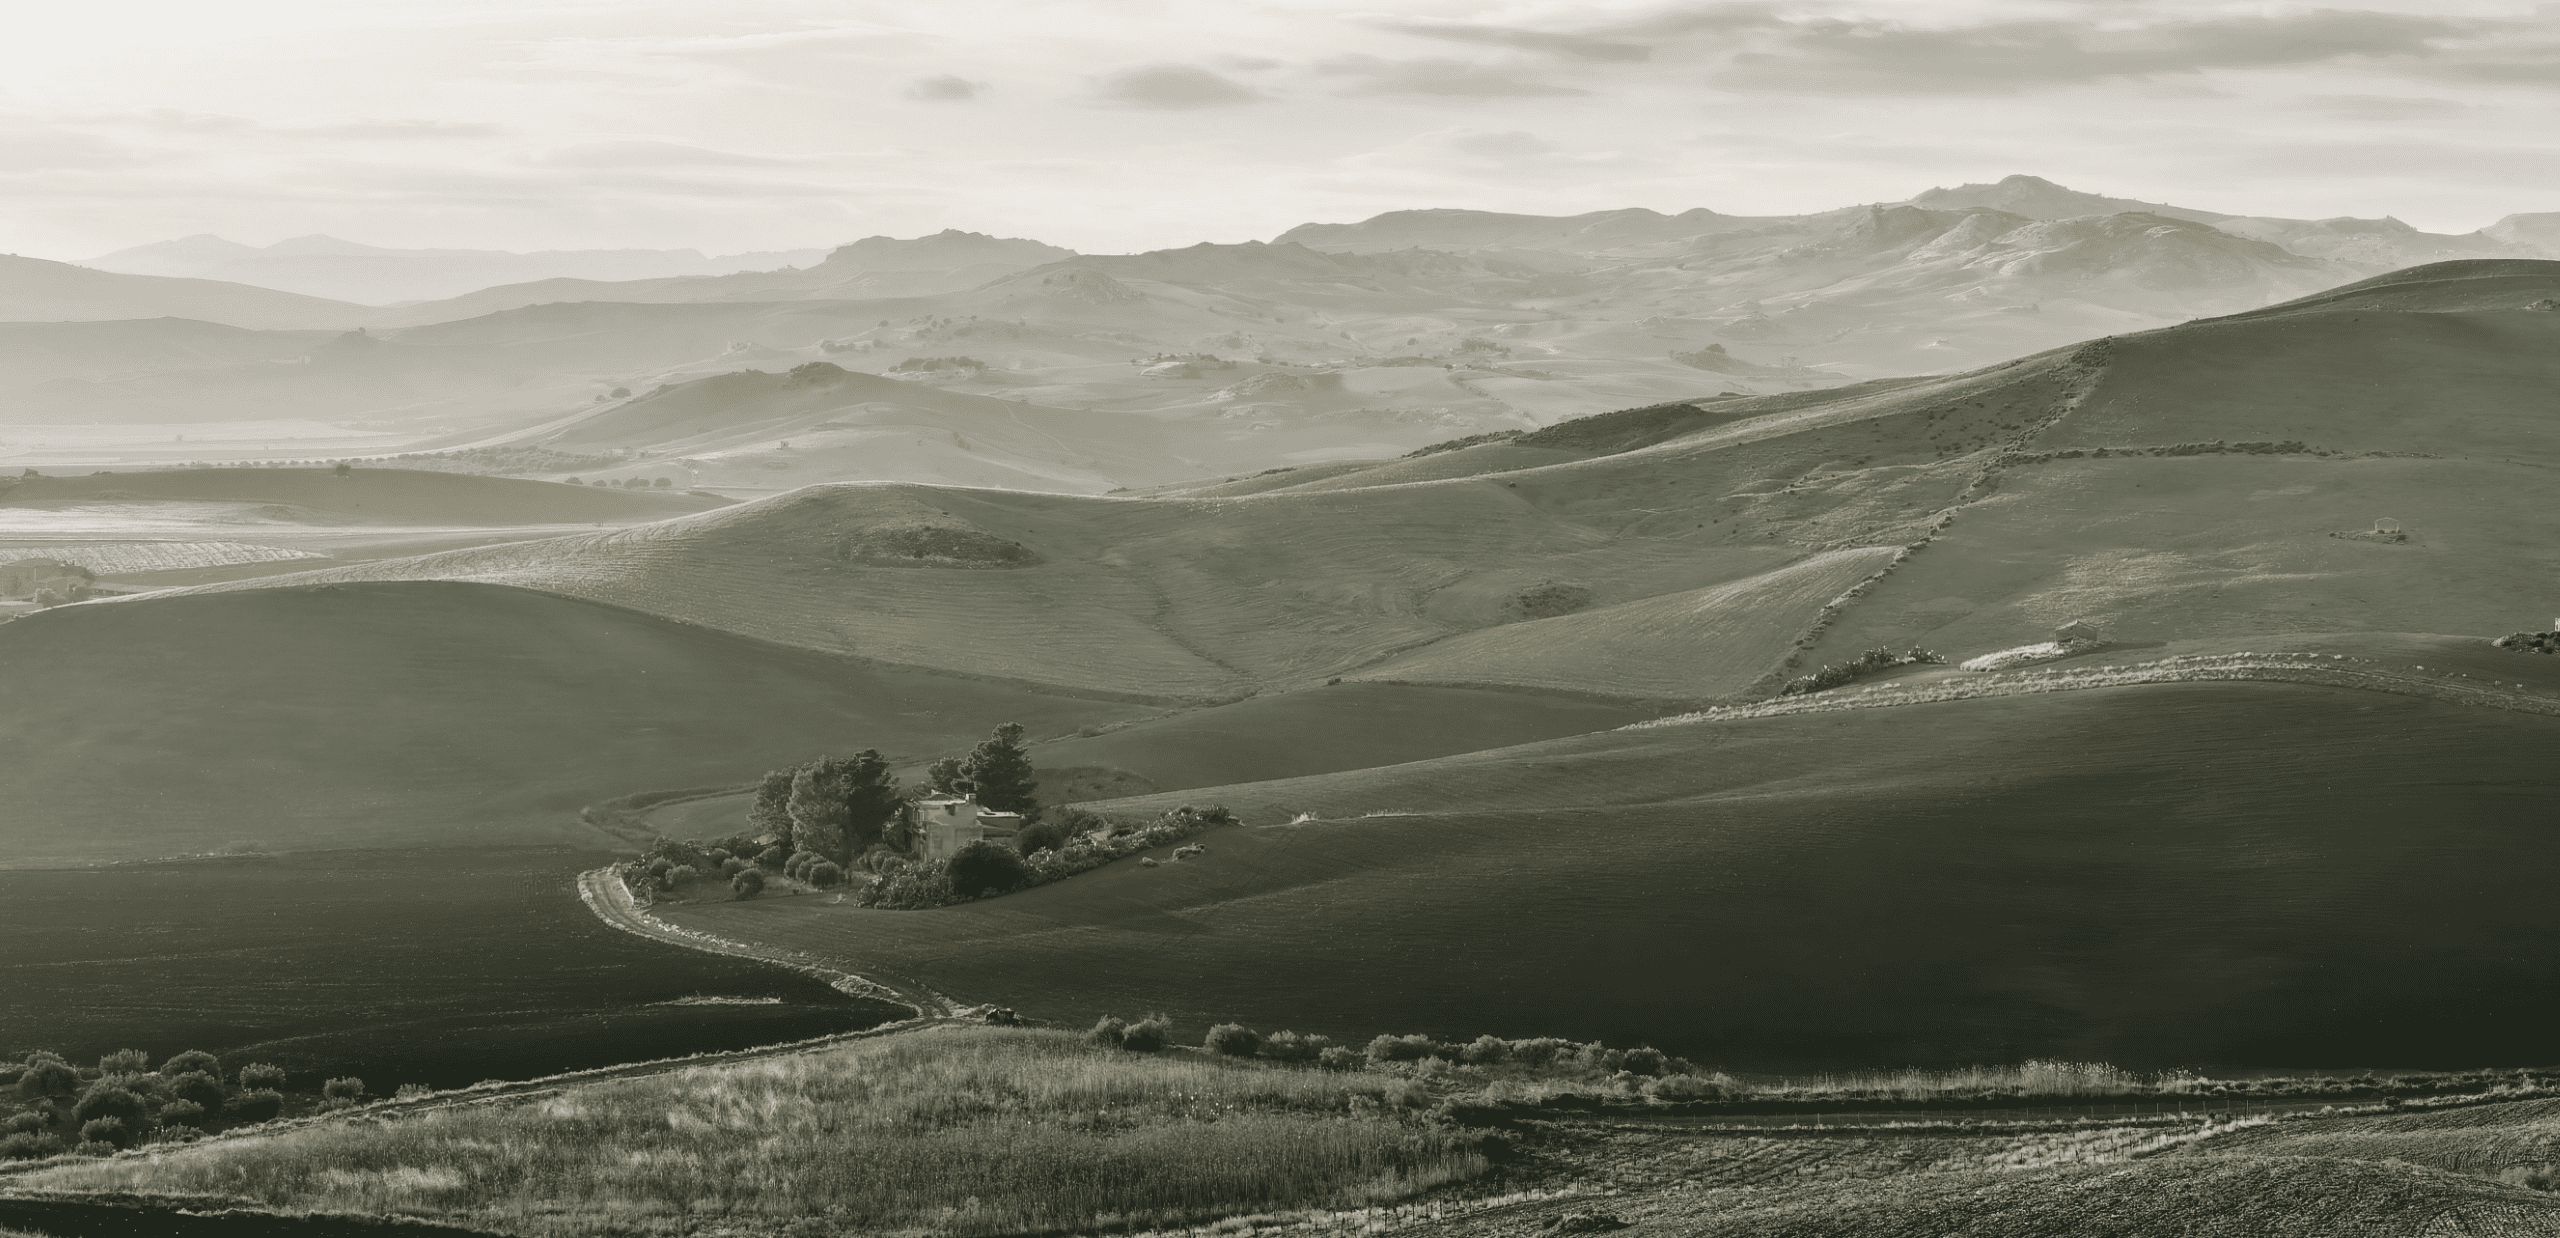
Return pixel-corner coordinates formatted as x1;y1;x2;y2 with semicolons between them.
0;557;95;606
915;793;1025;862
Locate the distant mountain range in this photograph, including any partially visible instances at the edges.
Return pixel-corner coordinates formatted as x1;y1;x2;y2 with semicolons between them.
79;234;834;306
11;176;2559;486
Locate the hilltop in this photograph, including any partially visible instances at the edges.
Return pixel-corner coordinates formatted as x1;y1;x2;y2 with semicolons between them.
0;255;370;331
78;234;831;307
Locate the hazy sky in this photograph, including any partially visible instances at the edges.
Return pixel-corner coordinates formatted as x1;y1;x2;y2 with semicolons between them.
5;0;2555;258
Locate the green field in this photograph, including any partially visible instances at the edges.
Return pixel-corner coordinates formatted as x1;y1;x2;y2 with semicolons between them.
0;581;1152;866
663;677;2560;1070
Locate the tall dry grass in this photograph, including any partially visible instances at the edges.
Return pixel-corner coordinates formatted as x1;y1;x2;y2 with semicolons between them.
20;1029;1483;1238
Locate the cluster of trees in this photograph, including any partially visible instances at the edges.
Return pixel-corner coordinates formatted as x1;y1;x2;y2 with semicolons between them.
625;723;1048;903
1780;645;1946;696
1;1049;309;1160
749;723;1041;869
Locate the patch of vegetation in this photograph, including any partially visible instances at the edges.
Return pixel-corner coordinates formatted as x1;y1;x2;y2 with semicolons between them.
379;445;626;476
1403;430;1525;459
886;355;989;375
859;804;1234;910
1504;582;1593;621
1781;646;1947;696
14;1029;1487;1236
1512;400;1741;454
834;524;1042;568
1;1049;298;1159
2493;628;2560;654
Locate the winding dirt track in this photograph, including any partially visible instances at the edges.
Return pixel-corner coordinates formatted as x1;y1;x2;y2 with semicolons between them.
575;866;961;1018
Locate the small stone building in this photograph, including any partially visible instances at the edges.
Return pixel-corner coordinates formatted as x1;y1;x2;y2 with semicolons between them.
2372;518;2403;535
917;794;986;862
2053;619;2105;646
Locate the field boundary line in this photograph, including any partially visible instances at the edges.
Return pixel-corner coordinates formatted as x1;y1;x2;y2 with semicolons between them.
576;866;960;1019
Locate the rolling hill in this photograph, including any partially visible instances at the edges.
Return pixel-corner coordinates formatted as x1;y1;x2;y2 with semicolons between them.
80;233;830;306
0;580;1159;868
0;255;373;331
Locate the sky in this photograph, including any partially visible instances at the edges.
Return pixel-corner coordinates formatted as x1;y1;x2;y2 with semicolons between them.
3;0;2556;259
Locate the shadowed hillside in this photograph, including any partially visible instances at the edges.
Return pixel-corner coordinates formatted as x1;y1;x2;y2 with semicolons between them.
665;672;2560;1069
0;581;1155;867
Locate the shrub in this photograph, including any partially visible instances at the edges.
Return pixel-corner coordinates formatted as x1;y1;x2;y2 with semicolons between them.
151;1124;202;1145
395;1084;433;1100
236;1063;286;1092
1120;1016;1172;1053
1620;1047;1669;1077
230;1090;284;1122
1505;1038;1572;1067
98;1049;149;1075
3;1112;47;1135
71;1140;116;1157
665;864;698;885
1318;1046;1366;1071
156;1099;207;1128
71;1084;146;1130
949;840;1031;897
807;861;844;888
1015;820;1068;856
1458;1035;1510;1066
1263;1031;1332;1063
321;1077;366;1102
1204;1023;1262;1058
719;856;747;877
0;1132;62;1161
731;869;766;898
1643;1074;1732;1101
785;850;821;880
15;1059;76;1099
79;1117;131;1149
161;1050;220;1079
707;848;732;864
1086;1016;1129;1048
1366;1034;1445;1064
166;1070;224;1112
755;845;787;868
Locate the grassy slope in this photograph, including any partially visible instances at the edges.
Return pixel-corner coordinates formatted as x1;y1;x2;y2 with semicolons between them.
2179;1096;2560;1183
665;677;2560;1069
14;1028;1483;1237
0;467;725;525
0;581;1153;866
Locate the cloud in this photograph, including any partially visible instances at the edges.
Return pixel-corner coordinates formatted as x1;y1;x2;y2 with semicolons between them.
1094;63;1260;109
1373;19;1650;63
530;141;793;168
1318;55;1587;98
297;119;506;140
905;74;984;102
1713;10;2487;93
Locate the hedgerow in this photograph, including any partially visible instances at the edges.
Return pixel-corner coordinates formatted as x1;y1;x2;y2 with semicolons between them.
1780;645;1946;696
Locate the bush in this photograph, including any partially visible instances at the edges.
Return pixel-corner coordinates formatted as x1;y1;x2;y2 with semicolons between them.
1204;1023;1262;1058
756;845;787;868
665;864;698;885
1366;1034;1445;1064
166;1070;224;1112
321;1077;366;1102
395;1084;433;1100
1262;1031;1332;1063
150;1124;202;1145
236;1063;286;1092
71;1140;116;1157
949;840;1032;897
1120;1016;1171;1053
98;1049;149;1075
15;1059;76;1099
707;848;732;864
807;861;844;888
1086;1016;1128;1048
1506;1038;1572;1067
79;1117;131;1149
230;1090;284;1122
3;1112;48;1135
1015;821;1068;856
1620;1047;1669;1077
1458;1035;1510;1065
1318;1046;1366;1071
719;856;747;877
1643;1074;1732;1101
156;1099;206;1128
785;850;821;880
731;869;766;898
0;1132;62;1161
161;1050;220;1079
71;1084;146;1130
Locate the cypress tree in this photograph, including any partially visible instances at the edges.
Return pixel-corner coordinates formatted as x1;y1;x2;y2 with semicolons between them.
961;722;1040;820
